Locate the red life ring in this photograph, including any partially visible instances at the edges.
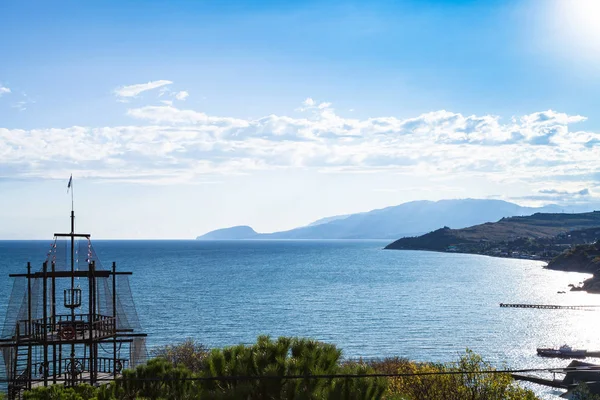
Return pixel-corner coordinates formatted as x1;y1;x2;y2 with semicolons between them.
60;325;76;340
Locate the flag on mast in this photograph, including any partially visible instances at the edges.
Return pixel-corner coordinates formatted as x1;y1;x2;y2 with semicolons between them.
67;174;72;192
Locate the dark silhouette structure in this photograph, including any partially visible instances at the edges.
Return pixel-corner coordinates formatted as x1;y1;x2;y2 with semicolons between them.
0;210;147;399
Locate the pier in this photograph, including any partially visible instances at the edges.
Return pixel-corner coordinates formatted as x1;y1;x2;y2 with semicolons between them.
499;303;600;310
511;373;566;388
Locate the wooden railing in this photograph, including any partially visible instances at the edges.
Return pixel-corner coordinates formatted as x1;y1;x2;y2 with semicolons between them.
21;314;116;343
30;357;128;380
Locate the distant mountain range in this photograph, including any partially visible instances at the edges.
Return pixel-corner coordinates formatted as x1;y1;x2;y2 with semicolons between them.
197;199;600;240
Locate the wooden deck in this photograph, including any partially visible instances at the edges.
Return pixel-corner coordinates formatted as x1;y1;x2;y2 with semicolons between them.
10;329;116;345
30;372;121;388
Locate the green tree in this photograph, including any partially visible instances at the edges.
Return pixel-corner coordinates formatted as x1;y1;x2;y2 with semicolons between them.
329;363;386;400
200;335;385;400
115;358;199;400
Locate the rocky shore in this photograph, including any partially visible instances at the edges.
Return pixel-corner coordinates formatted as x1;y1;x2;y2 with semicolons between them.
546;241;600;293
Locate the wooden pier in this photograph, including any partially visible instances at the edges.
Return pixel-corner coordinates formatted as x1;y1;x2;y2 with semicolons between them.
499;303;600;310
511;373;566;388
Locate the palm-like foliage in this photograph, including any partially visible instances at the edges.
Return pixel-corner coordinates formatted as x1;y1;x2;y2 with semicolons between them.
115;358;200;400
201;335;381;400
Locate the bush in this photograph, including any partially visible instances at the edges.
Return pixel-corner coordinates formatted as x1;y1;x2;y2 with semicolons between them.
381;349;537;400
19;336;385;400
150;338;208;373
200;335;385;400
23;384;100;400
115;358;199;400
16;342;536;400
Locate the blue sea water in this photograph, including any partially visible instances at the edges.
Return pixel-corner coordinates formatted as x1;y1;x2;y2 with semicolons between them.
1;239;599;398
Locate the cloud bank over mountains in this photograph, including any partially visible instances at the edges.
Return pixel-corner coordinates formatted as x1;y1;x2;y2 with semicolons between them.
0;89;599;203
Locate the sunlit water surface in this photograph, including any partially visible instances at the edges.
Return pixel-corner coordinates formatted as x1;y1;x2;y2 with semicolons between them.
1;240;599;398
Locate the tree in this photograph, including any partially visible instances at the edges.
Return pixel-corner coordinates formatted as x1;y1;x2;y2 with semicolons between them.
115;358;199;400
200;335;385;400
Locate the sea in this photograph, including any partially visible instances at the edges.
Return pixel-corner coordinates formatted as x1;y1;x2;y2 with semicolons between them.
1;239;599;398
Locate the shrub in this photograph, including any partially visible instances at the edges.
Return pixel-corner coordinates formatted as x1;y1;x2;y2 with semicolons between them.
330;363;386;400
115;358;199;400
150;338;208;373
383;349;537;400
16;341;535;400
23;384;100;400
200;335;385;400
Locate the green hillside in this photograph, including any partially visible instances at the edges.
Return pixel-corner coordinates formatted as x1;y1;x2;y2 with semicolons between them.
385;211;600;260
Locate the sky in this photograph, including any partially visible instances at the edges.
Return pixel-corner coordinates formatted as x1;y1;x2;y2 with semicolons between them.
1;0;600;239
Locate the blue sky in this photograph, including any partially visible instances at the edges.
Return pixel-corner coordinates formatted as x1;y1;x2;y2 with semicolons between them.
1;0;600;238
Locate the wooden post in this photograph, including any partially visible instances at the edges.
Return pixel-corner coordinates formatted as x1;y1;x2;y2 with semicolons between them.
27;261;32;390
13;323;19;384
70;211;75;387
92;260;98;383
52;261;57;384
43;261;48;387
88;261;95;385
112;262;117;378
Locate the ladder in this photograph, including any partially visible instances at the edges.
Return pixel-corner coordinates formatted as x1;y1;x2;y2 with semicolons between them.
9;345;31;399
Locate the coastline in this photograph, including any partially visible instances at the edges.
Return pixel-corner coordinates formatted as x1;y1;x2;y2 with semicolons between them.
384;246;551;263
385;246;600;294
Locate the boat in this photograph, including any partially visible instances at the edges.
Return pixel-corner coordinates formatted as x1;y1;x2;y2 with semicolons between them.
537;344;587;358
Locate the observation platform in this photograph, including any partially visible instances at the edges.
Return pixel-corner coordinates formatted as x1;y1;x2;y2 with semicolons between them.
2;314;116;346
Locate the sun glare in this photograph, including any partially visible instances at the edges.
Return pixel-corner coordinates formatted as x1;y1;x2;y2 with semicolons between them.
550;0;600;57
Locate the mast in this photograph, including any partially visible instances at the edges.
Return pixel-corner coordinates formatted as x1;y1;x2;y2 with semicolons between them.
70;175;75;290
71;210;75;292
69;176;76;385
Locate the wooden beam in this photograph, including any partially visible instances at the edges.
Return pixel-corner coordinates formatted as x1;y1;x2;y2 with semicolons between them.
8;271;136;278
53;233;91;238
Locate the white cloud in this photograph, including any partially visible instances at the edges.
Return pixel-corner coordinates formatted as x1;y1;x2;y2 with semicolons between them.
1;99;599;204
11;101;28;111
303;97;315;106
0;86;11;96
175;91;189;101
114;80;173;99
